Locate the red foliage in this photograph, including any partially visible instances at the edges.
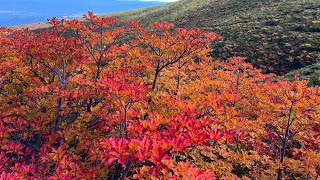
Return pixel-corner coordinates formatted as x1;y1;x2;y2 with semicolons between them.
0;12;319;179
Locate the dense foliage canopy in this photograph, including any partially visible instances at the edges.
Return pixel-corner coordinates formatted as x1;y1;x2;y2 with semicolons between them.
0;13;319;179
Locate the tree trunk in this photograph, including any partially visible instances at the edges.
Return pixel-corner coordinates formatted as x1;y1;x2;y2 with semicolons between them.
152;60;161;91
277;101;294;180
54;97;63;131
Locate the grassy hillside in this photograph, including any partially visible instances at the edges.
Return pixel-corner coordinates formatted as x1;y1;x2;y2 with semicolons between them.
109;0;320;80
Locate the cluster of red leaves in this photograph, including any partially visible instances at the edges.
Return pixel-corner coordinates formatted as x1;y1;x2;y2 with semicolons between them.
0;13;319;179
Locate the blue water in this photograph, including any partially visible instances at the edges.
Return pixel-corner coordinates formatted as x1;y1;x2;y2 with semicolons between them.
0;0;167;27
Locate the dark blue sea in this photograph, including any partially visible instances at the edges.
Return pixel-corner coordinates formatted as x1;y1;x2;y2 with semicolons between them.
0;0;170;27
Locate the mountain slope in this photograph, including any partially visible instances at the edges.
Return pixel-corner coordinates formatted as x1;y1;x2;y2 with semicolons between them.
110;0;320;78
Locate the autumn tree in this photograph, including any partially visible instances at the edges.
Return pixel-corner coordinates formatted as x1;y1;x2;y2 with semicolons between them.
0;12;319;179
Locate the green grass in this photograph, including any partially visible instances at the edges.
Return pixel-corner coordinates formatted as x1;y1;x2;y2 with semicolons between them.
283;63;320;86
106;0;320;78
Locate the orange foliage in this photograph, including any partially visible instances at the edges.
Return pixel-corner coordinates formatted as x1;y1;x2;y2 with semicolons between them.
0;12;319;179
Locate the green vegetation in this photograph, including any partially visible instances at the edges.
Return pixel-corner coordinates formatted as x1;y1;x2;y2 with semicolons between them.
108;0;319;79
284;63;320;86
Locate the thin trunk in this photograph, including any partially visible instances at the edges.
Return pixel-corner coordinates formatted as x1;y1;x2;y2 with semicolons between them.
277;101;294;180
119;104;129;139
54;97;63;131
176;60;182;92
119;124;123;139
87;98;93;112
95;62;101;80
152;60;161;91
176;70;181;91
121;158;132;180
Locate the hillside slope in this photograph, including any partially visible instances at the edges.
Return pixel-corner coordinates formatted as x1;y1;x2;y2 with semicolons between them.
111;0;320;78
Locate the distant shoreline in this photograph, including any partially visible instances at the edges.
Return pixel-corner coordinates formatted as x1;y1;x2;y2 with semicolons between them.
9;11;131;30
5;2;172;30
9;12;128;30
